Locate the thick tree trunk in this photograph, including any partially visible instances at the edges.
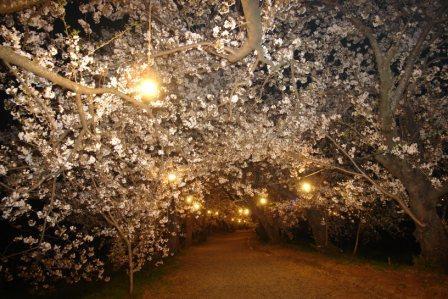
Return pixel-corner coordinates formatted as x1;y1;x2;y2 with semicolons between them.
411;201;448;267
376;154;448;268
263;222;281;243
253;207;281;243
306;208;339;253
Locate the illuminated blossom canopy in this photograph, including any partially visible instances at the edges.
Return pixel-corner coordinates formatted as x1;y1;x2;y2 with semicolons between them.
0;0;447;293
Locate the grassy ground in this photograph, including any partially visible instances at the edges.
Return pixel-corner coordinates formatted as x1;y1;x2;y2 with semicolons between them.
0;256;180;299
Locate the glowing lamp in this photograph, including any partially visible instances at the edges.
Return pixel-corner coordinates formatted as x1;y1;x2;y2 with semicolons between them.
136;78;159;99
207;210;212;215
238;208;243;215
214;211;219;216
243;208;250;216
167;172;177;182
301;182;313;193
192;202;201;211
259;197;268;205
186;195;194;204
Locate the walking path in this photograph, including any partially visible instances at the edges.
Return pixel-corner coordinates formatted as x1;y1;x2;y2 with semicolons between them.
143;230;447;298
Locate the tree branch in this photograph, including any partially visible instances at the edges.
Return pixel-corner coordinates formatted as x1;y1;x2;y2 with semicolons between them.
0;46;148;109
0;0;44;14
326;134;426;227
227;0;264;63
390;21;434;110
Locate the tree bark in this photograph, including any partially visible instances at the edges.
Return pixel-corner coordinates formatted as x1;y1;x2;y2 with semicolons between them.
252;207;282;243
306;208;338;253
184;215;193;247
353;220;362;256
127;242;134;295
376;154;448;268
167;198;180;253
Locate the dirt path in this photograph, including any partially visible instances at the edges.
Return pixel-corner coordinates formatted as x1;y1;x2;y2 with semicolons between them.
143;230;448;299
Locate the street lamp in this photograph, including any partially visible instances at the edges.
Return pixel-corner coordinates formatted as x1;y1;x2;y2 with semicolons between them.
167;172;177;183
192;202;201;211
301;181;313;193
259;196;268;205
136;77;159;100
185;195;194;204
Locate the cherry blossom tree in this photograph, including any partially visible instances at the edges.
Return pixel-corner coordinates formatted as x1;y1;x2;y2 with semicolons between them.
0;0;447;293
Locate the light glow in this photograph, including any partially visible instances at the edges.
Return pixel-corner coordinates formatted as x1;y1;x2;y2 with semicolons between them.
192;202;201;211
136;78;159;99
243;208;250;216
186;195;194;204
259;197;268;205
167;172;177;182
301;181;313;193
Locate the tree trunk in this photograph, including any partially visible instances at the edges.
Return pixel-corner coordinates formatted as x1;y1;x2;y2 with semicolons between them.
184;215;193;247
253;207;281;243
127;242;134;295
167;199;180;253
306;208;338;253
376;154;448;268
353;220;362;256
412;201;448;268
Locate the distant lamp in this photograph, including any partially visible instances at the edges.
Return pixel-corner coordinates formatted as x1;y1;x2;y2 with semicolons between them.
207;210;212;215
214;211;219;216
167;172;177;183
186;195;194;204
243;208;250;216
238;208;243;215
259;196;268;205
192;202;201;211
301;181;313;193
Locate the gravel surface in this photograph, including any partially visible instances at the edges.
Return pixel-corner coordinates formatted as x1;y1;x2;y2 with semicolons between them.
143;230;448;299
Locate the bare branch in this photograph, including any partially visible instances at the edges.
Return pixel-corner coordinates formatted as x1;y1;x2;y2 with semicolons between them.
326;134;426;227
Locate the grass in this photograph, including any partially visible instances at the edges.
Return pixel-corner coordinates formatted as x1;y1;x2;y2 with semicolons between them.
0;256;180;299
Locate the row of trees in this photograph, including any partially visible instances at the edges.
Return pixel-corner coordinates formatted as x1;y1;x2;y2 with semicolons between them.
0;0;447;293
